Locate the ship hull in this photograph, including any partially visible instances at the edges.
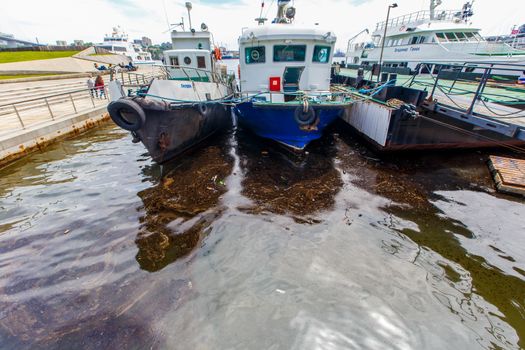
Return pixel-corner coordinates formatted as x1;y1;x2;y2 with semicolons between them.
234;102;343;150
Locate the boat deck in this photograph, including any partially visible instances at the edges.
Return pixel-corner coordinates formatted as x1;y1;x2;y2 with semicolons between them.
431;89;525;128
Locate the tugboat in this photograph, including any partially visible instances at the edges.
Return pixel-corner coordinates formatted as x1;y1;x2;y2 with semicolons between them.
107;3;234;164
234;0;349;150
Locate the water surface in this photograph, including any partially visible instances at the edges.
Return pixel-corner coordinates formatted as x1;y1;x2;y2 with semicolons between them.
0;122;524;349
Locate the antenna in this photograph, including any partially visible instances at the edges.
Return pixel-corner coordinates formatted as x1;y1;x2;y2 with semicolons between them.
186;2;193;31
162;0;171;33
255;0;267;25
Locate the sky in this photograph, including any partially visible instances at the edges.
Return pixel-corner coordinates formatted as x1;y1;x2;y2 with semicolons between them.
1;0;523;50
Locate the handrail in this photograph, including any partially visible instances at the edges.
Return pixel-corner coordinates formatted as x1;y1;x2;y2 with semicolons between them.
0;86;107;108
375;9;465;32
0;86;109;132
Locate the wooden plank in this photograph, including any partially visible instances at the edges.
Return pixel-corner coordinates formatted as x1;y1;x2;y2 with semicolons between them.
488;155;525;196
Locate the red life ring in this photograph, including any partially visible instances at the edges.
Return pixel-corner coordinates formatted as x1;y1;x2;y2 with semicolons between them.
213;47;222;60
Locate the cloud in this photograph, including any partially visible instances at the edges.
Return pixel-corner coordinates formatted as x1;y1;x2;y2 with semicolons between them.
1;0;522;50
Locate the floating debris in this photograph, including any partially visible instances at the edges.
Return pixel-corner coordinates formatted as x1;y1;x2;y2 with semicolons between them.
488;156;525;197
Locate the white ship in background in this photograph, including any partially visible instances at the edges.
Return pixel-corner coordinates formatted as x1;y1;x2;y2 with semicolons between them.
96;26;154;64
346;0;525;75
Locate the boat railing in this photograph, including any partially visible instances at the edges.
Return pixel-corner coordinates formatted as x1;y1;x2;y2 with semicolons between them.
407;61;525;119
155;64;234;88
0;86;109;135
375;9;464;32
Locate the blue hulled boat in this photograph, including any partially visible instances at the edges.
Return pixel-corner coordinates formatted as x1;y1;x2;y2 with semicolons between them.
234;0;349;150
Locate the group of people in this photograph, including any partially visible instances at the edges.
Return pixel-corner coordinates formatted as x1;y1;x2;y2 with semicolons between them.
93;62;136;72
86;75;106;99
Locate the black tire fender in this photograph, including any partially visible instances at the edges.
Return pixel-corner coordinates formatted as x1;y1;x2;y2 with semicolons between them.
197;103;210;116
108;99;145;132
294;106;317;126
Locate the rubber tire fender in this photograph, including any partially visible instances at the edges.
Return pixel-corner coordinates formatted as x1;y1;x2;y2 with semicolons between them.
197;103;210;116
108;99;145;132
294;106;317;126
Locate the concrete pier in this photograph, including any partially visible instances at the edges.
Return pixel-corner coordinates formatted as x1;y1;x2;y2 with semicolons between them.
0;106;110;167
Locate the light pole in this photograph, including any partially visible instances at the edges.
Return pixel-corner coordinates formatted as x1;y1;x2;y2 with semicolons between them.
377;3;397;82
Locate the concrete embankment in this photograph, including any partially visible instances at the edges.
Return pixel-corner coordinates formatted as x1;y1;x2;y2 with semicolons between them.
0;106;110;168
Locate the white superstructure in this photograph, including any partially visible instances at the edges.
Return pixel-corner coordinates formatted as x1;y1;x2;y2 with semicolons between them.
96;27;154;64
163;30;214;81
346;1;525;73
239;25;336;94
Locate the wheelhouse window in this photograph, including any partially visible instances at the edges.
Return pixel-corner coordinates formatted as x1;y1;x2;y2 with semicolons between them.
436;33;446;42
245;46;265;64
464;32;475;41
169;56;179;66
197;56;206;68
445;32;458;42
312;45;331;63
273;45;306;62
455;32;467;41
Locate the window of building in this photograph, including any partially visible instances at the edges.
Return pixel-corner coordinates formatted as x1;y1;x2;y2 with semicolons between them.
273;45;306;62
184;56;192;65
197;56;206;68
169;56;179;66
245;46;265;64
312;45;331;63
445;32;458;41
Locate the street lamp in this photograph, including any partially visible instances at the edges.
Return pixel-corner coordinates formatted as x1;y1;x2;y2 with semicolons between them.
377;3;398;82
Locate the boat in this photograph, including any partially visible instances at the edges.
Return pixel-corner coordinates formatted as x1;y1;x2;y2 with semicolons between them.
333;61;525;151
345;0;525;76
96;26;155;65
486;24;525;51
106;5;234;164
234;0;349;150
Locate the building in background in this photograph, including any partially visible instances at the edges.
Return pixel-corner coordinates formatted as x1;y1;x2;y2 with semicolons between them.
141;36;152;47
73;40;85;46
56;40;67;47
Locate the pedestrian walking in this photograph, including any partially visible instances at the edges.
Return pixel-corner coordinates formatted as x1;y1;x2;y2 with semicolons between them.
87;75;96;98
95;75;106;99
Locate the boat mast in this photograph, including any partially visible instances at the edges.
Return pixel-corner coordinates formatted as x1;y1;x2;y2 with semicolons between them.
185;2;193;31
429;0;442;20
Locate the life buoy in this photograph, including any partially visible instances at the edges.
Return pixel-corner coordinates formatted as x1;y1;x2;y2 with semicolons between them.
294;106;317;126
108;99;145;131
213;47;222;61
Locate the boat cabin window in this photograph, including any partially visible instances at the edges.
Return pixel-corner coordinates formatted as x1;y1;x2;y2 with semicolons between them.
445;32;458;42
197;56;206;69
312;45;331;63
436;33;447;42
419;36;426;44
245;46;266;64
273;45;306;62
456;32;468;41
184;56;192;65
464;32;475;40
410;36;419;45
170;56;179;66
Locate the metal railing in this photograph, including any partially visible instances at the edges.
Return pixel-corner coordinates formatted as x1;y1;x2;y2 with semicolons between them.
155;65;235;89
407;62;525;117
0;86;109;135
375;9;465;32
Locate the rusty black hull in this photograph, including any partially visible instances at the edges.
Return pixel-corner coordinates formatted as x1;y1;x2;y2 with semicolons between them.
135;103;231;163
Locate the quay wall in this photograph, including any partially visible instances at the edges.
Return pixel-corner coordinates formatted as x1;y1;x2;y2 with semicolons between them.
0;107;110;168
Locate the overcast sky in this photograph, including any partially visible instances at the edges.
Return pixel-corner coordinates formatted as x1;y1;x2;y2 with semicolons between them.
1;0;522;50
